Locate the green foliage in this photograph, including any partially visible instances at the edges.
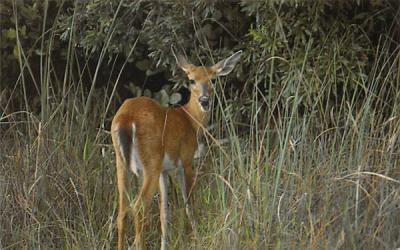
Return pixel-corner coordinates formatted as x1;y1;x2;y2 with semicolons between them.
54;0;399;112
3;0;398;111
58;0;247;75
243;2;374;108
1;0;68;86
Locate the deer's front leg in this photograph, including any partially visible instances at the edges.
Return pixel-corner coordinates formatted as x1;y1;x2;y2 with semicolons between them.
159;172;168;250
180;165;198;234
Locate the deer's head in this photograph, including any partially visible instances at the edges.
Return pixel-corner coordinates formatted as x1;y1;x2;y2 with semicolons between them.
173;50;242;112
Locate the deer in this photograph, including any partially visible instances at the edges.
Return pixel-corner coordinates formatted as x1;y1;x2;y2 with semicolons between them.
111;49;242;250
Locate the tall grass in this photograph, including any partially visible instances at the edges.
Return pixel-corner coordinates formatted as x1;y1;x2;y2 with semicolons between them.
1;4;400;250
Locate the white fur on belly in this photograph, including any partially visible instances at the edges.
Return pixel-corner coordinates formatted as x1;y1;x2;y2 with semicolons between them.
162;153;182;171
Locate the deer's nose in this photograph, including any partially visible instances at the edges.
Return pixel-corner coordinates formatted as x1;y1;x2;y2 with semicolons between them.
198;96;210;111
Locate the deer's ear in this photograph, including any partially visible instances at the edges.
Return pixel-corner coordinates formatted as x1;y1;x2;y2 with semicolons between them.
212;51;242;76
172;47;192;73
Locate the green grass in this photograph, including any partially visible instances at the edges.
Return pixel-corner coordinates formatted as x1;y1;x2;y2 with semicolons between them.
1;4;400;250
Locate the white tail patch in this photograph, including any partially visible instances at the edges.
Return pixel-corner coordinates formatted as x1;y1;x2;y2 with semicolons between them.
130;123;143;176
114;123;143;177
114;124;127;166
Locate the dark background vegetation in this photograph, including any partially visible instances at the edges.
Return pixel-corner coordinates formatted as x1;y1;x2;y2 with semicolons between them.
1;0;400;249
2;0;399;112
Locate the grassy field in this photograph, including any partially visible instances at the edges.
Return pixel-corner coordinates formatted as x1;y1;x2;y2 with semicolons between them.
1;6;400;250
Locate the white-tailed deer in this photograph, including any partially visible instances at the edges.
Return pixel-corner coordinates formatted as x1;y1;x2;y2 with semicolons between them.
111;49;242;250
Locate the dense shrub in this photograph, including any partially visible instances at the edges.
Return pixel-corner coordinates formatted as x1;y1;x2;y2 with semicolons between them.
2;0;399;117
1;0;69;87
242;1;398;110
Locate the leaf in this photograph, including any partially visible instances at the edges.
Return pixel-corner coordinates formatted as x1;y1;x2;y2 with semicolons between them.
143;89;152;97
136;88;142;97
127;83;142;96
13;45;19;58
35;50;46;56
159;89;169;106
161;84;171;91
169;93;181;104
5;28;16;39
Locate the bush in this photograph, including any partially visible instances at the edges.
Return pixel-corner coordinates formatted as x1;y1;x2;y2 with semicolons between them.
56;0;399;118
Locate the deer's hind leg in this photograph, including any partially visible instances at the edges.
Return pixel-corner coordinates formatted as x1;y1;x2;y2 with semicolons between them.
113;124;136;250
133;165;161;249
115;153;128;250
